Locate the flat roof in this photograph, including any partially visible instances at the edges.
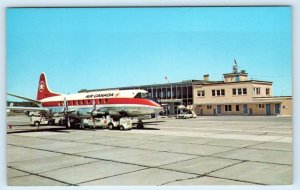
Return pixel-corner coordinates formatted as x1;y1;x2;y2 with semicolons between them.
223;72;248;76
79;79;207;92
79;79;273;93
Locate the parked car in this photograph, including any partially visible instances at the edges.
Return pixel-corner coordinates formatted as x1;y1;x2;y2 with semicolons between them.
177;109;197;119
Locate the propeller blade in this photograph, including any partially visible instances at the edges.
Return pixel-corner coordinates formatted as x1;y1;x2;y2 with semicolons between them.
93;99;96;111
67;116;70;128
92;117;96;128
89;99;97;119
64;97;68;110
63;97;73;128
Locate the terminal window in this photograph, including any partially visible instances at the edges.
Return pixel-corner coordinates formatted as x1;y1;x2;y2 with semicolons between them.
221;89;225;96
238;88;242;95
253;87;261;95
177;90;181;97
232;89;236;95
225;105;232;111
212;89;225;97
197;90;205;97
232;88;247;95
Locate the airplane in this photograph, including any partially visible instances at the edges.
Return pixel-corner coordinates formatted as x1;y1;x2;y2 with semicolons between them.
7;73;163;129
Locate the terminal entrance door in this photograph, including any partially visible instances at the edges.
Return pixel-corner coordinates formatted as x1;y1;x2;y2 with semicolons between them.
266;104;271;115
217;105;221;115
243;104;248;114
275;104;280;115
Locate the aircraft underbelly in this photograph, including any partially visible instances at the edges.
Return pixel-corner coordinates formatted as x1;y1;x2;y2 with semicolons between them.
45;103;161;118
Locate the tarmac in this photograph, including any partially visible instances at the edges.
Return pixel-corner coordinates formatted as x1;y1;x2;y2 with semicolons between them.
6;115;292;186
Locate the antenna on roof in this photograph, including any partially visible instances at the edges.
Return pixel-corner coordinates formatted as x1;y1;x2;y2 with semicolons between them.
233;59;238;73
164;76;169;83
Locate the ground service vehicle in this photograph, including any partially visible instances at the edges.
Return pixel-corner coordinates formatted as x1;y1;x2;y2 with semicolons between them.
84;116;132;130
30;116;54;126
27;111;40;117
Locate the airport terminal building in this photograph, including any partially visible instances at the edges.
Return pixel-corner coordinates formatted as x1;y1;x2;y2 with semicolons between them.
79;64;292;116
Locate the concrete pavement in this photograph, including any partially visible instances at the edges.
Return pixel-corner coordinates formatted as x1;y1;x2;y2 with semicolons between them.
7;115;292;186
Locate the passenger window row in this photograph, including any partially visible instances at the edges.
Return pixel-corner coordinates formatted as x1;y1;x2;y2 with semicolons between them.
60;99;109;106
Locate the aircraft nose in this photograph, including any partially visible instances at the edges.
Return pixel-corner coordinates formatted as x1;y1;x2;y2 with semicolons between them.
154;106;163;113
144;98;163;113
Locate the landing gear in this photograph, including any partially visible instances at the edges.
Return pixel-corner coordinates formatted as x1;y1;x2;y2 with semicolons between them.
136;119;144;129
58;119;64;126
48;119;54;126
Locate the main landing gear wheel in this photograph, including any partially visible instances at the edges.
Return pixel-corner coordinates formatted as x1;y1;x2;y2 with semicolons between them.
136;120;144;129
108;123;114;130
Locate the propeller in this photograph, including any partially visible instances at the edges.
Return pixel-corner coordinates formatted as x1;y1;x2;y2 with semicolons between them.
93;99;96;110
91;99;96;128
59;97;76;127
85;99;97;128
89;100;107;117
63;97;71;127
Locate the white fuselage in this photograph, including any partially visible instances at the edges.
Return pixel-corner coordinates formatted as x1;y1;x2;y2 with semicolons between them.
40;89;162;117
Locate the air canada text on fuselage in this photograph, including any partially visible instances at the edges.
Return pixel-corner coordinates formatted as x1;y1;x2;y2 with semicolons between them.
85;93;114;99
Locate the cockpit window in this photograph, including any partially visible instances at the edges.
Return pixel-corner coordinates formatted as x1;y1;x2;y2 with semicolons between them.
134;92;148;98
134;93;141;98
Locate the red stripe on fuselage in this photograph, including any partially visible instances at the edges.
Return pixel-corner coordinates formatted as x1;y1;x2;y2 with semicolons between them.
41;98;159;107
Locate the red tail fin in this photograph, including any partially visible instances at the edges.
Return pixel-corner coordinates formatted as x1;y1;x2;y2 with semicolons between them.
36;73;61;100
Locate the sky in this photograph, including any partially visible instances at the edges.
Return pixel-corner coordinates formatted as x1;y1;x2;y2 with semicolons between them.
6;7;292;100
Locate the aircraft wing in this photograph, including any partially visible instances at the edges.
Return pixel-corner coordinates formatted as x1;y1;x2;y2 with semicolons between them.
96;107;128;117
7;106;49;112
